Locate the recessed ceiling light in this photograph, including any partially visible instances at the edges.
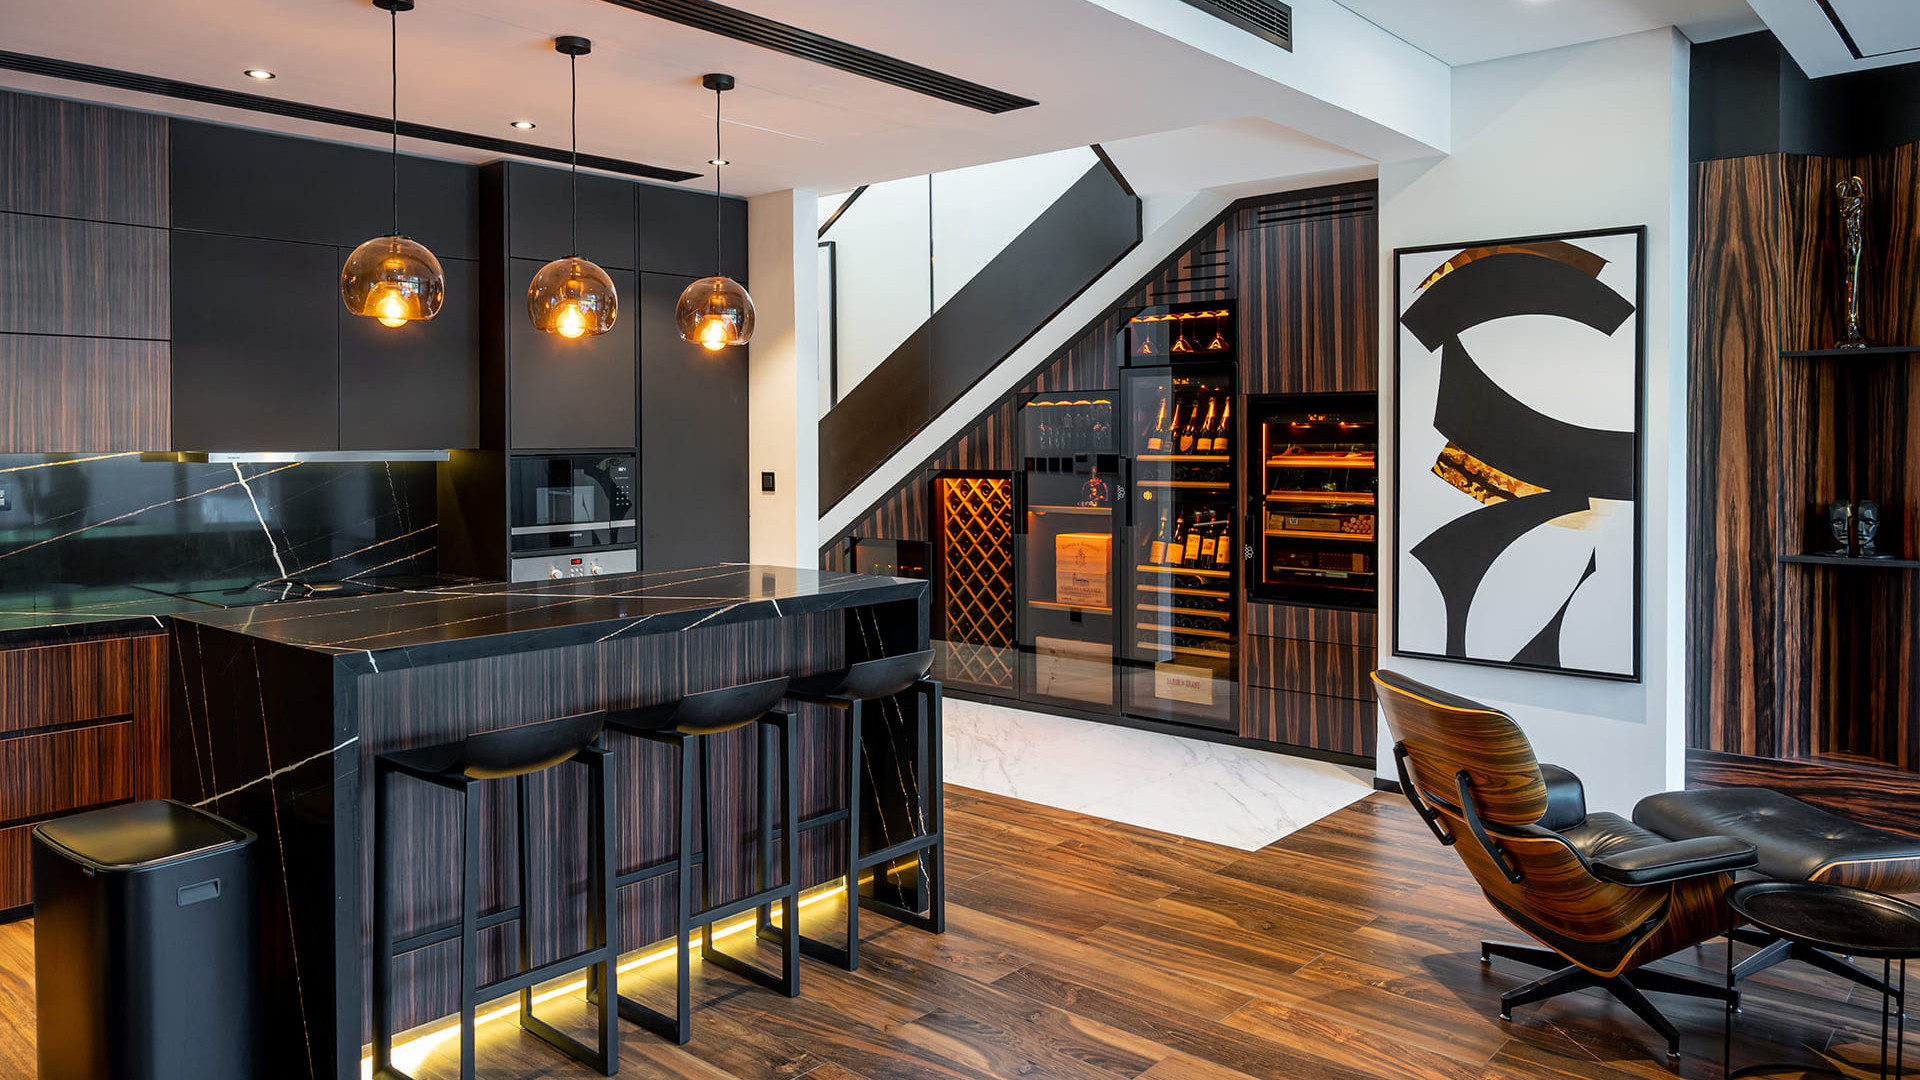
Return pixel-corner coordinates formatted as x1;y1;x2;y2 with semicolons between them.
510;120;536;129
243;68;276;80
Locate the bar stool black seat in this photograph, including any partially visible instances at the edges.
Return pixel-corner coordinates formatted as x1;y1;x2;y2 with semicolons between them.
372;711;617;1080
597;676;800;1045
785;649;943;971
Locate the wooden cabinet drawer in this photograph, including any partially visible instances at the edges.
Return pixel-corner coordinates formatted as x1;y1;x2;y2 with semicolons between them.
0;723;134;822
0;822;28;910
0;636;155;736
1245;636;1376;701
1241;688;1376;758
1245;603;1376;645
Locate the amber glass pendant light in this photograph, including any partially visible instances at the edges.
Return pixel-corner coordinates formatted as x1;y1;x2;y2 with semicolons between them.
676;74;754;351
527;36;617;339
341;0;444;328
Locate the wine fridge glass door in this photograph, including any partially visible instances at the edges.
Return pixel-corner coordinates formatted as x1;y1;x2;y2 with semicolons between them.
1016;394;1120;711
1123;367;1237;732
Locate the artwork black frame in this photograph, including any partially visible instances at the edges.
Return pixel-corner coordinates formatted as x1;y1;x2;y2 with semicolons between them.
1390;225;1647;683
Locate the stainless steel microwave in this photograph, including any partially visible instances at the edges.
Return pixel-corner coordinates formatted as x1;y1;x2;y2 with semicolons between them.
508;454;636;554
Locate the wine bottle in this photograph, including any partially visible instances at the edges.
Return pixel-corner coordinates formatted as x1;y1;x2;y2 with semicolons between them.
1183;513;1207;566
1203;396;1230;454
1146;398;1167;452
1167;512;1189;566
1149;507;1171;565
1193;396;1218;455
1176;395;1199;453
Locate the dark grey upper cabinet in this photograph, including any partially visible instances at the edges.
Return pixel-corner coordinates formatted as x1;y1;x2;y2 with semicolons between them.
508;258;637;451
636;183;746;282
171;121;478;260
338;256;481;450
503;162;636;271
171;231;340;450
639;272;746;568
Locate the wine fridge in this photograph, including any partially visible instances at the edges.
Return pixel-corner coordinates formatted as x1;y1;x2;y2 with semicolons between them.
1247;393;1378;609
1015;393;1121;710
1122;359;1238;732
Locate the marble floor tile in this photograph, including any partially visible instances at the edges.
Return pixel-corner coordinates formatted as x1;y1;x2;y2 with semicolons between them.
944;697;1375;851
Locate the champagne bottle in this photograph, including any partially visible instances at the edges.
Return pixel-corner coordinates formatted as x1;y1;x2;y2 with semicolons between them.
1149;507;1171;565
1176;394;1199;453
1204;397;1231;454
1193;396;1218;455
1167;512;1189;566
1146;398;1168;452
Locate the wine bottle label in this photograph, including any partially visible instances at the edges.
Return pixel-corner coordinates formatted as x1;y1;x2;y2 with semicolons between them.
1184;531;1204;563
1150;539;1167;564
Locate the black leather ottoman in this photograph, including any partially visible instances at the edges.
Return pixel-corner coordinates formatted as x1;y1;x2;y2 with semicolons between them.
1635;785;1920;998
1634;787;1920;893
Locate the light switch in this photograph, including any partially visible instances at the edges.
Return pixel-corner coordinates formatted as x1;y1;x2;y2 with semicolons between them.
761;471;776;492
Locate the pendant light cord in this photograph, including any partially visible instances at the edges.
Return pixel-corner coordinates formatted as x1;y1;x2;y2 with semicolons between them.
714;85;723;274
570;51;579;256
389;1;399;237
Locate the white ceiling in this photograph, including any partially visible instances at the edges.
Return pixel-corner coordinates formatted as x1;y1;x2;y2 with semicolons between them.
1745;0;1920;76
0;0;1441;199
1333;0;1764;66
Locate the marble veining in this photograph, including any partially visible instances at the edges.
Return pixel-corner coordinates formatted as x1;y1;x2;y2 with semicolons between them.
943;697;1374;850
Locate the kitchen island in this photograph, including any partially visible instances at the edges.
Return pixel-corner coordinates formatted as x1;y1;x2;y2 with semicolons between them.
169;564;931;1080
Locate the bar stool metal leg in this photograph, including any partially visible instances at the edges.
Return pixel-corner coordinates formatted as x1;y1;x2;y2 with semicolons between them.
459;780;481;1080
372;759;395;1079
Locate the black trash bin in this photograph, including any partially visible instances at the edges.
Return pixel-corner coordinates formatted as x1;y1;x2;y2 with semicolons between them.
33;799;260;1080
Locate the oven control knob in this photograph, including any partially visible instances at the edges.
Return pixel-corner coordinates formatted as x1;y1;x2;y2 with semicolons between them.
589;562;602;576
549;568;563;580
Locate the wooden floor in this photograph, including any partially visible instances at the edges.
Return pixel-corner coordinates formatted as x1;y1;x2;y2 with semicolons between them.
1;787;1912;1080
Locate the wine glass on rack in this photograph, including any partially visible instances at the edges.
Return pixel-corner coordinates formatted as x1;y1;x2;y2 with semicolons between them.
1171;317;1196;354
1205;311;1227;352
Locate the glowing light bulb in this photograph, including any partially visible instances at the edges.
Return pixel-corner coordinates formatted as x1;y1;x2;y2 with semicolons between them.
556;303;588;339
698;317;730;350
374;290;411;328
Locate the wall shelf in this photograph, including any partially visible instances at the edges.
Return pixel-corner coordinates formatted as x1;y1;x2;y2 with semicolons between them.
1780;346;1920;358
1780;553;1920;569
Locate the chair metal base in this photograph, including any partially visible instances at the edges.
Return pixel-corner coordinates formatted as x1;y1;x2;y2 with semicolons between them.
1482;940;1737;1060
785;678;945;972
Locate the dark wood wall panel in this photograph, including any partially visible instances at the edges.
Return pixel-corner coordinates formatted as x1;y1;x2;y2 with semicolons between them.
1689;750;1920;838
0;214;168;339
0;636;144;734
1687;156;1786;758
1241;689;1373;758
0;92;169;227
1237;187;1378;395
0;823;26;911
0;336;169;452
1245;602;1376;646
1245;637;1374;700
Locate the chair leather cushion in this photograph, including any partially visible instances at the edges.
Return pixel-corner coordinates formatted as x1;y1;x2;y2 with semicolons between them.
1558;811;1755;885
1538;764;1588;831
1633;786;1920;886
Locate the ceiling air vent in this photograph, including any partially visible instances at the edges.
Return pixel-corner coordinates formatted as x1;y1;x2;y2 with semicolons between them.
1175;0;1293;52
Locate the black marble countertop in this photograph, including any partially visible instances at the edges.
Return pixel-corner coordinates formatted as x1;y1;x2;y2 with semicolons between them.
0;586;218;646
172;564;925;673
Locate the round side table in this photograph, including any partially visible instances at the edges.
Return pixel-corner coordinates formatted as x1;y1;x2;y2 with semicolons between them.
1725;880;1920;1079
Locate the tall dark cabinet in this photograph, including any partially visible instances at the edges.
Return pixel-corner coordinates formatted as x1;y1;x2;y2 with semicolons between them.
640;272;748;567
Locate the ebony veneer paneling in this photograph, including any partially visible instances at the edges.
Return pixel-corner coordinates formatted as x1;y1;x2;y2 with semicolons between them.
0;92;168;227
1237;184;1377;395
0;336;168;452
1241;689;1373;758
1245;602;1375;645
0;823;26;911
1689;749;1920;838
0;214;167;339
0;724;133;822
1245;636;1374;701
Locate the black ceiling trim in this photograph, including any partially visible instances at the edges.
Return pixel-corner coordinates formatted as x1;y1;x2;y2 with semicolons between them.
1090;144;1135;198
0;49;701;183
591;0;1037;114
1172;0;1293;52
1812;0;1867;60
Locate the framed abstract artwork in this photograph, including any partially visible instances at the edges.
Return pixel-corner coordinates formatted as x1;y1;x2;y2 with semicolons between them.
1392;226;1645;681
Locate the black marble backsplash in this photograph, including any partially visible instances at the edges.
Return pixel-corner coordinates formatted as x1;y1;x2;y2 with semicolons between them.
0;453;438;597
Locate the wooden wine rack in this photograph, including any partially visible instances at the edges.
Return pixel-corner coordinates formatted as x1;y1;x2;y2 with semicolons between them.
936;475;1016;690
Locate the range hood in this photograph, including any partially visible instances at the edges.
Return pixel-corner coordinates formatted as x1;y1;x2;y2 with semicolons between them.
144;450;452;464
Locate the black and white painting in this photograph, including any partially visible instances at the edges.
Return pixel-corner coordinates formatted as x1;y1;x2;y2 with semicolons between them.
1393;227;1644;681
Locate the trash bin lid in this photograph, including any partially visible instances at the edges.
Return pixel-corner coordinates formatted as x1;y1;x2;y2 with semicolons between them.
33;799;253;871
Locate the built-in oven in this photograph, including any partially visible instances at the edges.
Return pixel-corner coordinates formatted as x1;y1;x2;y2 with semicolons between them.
508;453;636;554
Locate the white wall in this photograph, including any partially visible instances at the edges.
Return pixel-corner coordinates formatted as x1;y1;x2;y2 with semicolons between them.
748;190;820;565
1376;28;1690;814
818;177;930;406
930;148;1098;307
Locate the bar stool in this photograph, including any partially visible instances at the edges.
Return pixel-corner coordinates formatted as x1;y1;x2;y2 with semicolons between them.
785;649;943;970
372;711;617;1080
595;677;800;1044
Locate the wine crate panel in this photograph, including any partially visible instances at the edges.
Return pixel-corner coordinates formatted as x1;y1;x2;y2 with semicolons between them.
1241;687;1375;758
1245;602;1376;646
0;636;150;735
0;722;134;822
1245;635;1375;701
